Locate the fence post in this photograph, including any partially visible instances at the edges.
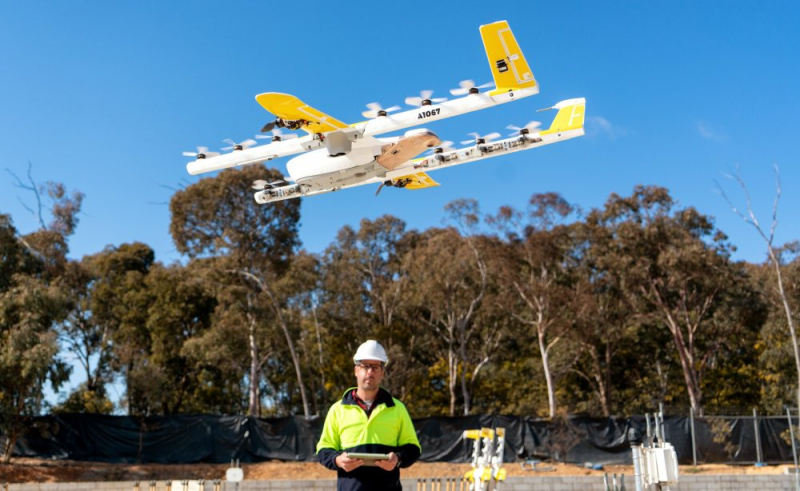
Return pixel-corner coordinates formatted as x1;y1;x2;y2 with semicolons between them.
753;408;763;466
787;406;799;491
690;407;697;467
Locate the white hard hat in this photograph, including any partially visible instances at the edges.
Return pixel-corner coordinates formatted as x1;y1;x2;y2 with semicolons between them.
353;340;388;364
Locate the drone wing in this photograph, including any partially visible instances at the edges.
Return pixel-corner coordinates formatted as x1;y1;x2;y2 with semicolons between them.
255;92;349;134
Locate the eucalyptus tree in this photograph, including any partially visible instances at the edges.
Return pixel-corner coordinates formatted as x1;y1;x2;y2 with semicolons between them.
318;216;421;400
0;176;83;461
169;166;310;417
83;242;155;415
406;224;490;416
487;193;576;419
589;185;764;414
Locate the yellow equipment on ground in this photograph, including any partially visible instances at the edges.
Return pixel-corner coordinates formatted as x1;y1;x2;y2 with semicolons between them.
463;427;507;491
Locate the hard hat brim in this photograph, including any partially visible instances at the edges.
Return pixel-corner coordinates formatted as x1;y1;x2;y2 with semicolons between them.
354;356;388;363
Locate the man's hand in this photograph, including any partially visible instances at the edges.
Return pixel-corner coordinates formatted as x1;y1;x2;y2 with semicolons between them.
335;452;364;472
374;452;399;471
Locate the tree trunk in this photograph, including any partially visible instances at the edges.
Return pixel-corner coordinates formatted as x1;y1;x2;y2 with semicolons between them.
277;317;311;418
768;249;800;413
448;344;457;417
663;313;703;415
459;331;471;415
588;345;611;417
238;270;311;418
246;305;260;417
539;327;557;419
312;305;328;412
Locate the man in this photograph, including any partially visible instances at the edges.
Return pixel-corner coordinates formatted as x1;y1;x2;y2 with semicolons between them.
317;340;421;491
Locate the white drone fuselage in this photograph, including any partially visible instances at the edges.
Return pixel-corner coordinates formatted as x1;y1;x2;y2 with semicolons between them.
286;140;386;190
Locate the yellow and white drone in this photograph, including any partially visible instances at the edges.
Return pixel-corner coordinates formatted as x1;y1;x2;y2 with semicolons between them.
184;21;586;204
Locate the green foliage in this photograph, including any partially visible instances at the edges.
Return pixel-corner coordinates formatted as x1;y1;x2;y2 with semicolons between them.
4;178;798;427
0;242;71;461
708;418;737;460
54;383;114;414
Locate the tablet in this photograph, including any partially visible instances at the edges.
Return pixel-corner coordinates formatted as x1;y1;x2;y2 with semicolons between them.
347;452;391;461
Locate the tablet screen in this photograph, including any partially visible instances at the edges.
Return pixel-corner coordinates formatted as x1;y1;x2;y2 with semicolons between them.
347;452;391;461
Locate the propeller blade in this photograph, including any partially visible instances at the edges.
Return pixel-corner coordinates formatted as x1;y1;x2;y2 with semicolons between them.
406;88;448;107
362;102;401;119
424;140;455;155
507;121;542;136
484;132;501;141
261;120;277;133
450;79;475;96
450;79;494;96
252;180;268;190
182;151;196;157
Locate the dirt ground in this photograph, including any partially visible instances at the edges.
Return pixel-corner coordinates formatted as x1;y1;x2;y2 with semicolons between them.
0;459;796;484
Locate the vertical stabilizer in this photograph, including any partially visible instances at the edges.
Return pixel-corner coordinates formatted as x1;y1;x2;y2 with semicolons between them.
479;21;538;96
541;98;586;135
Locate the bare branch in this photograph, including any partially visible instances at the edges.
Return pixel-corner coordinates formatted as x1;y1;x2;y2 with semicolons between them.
6;162;46;229
770;163;781;243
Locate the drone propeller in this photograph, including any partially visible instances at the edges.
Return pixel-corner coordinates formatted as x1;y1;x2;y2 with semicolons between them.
424;140;455;156
251;179;286;190
449;79;494;96
222;138;257;152
255;129;298;142
260;118;282;133
507;121;542;136
460;132;501;145
362;102;401;119
405;90;447;107
182;146;220;159
375;180;392;196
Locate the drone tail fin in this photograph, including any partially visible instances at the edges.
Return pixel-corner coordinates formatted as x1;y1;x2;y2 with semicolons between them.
480;21;538;96
541;98;587;135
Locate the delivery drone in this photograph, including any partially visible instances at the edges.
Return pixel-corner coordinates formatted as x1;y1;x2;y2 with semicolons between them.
184;20;586;204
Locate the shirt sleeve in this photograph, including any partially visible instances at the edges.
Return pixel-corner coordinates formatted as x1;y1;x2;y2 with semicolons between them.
316;404;342;470
394;401;421;468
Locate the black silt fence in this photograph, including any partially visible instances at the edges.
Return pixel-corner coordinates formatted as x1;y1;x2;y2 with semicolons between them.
4;413;798;465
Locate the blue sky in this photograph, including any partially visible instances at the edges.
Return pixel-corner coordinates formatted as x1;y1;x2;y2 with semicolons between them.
2;1;799;409
2;1;798;267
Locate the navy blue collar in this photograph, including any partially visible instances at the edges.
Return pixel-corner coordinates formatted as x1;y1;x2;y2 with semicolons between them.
341;387;395;408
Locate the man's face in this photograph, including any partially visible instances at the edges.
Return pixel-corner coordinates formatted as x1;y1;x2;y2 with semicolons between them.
354;360;384;392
